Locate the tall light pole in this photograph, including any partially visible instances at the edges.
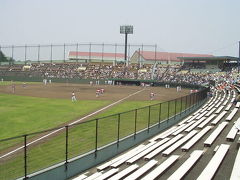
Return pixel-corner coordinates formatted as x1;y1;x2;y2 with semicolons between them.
120;25;133;65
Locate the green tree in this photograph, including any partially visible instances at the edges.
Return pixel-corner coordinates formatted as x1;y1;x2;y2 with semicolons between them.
0;51;15;64
0;50;8;62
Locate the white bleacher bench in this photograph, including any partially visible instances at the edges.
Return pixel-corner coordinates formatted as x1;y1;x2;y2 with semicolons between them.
213;145;219;154
72;174;87;180
236;102;240;108
181;126;212;152
226;108;238;121
211;111;227;125
95;168;118;180
185;117;206;133
204;122;228;147
223;99;229;106
227;117;240;142
141;155;179;180
194;108;204;115
206;108;216;117
201;102;210;109
198;114;216;129
108;165;139;180
158;124;186;139
206;102;214;109
149;126;177;142
225;103;232;111
123;159;157;180
197;144;230;180
111;142;155;168
226;125;239;141
162;130;198;156
215;101;222;108
167;150;204;180
126;138;170;164
144;134;184;160
97;144;145;171
207;104;216;111
84;172;102;180
223;100;229;106
230;138;240;180
196;111;208;120
186;115;198;123
178;116;193;126
215;105;224;114
200;106;209;113
172;121;196;136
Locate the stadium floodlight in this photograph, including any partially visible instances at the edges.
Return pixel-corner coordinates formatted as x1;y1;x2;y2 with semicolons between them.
120;25;133;64
120;25;133;34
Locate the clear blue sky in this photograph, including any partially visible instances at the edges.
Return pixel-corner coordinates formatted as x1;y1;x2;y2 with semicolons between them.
0;0;240;57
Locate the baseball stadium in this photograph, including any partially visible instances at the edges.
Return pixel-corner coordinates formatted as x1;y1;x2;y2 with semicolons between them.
0;42;240;180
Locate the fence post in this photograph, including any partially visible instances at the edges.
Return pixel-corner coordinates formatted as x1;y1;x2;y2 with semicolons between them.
11;45;14;63
117;114;120;147
148;106;151;132
50;44;53;63
63;43;66;63
194;93;197;107
180;97;183;116
24;135;27;180
65;126;69;169
185;96;188;113
189;94;192;111
167;101;170;122
95;119;98;158
89;43;92;62
38;44;40;63
174;99;177;119
134;109;137;139
76;43;79;62
24;44;27;65
158;103;161;127
197;92;200;105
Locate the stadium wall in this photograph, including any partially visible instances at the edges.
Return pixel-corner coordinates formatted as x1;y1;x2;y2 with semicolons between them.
1;76;204;90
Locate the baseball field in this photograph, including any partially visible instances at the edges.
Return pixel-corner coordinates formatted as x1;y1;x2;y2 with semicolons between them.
0;81;190;180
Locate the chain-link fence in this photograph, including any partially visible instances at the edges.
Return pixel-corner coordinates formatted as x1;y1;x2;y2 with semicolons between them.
0;43;158;65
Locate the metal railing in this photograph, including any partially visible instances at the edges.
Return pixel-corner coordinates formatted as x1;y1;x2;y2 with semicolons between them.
0;87;208;180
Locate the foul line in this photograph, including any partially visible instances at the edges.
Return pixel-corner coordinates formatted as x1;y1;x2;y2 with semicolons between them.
0;87;145;159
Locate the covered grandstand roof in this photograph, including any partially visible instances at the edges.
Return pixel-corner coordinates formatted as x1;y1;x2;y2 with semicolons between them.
68;51;125;60
136;51;213;62
178;56;239;62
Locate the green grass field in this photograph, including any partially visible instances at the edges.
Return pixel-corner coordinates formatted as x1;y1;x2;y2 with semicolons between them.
0;93;111;139
0;91;189;180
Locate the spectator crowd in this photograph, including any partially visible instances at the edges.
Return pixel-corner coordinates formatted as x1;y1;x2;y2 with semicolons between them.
0;62;239;86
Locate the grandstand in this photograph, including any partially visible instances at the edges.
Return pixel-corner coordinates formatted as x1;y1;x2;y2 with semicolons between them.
130;50;213;65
